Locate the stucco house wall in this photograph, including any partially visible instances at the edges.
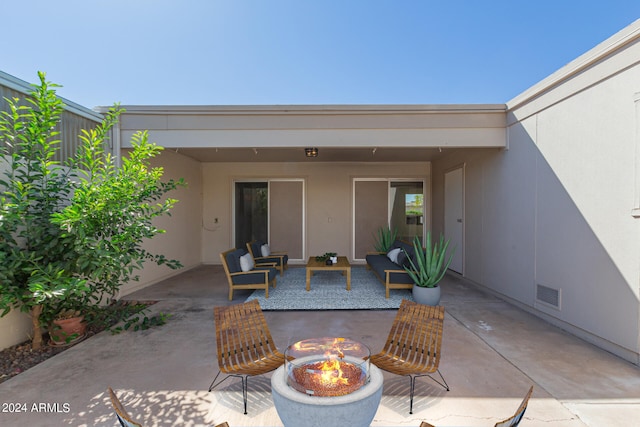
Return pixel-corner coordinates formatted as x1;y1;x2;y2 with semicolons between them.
431;21;640;363
117;148;204;296
200;161;430;264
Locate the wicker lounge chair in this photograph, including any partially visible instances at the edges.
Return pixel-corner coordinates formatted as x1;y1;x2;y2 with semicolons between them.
419;385;533;427
370;299;449;414
108;387;142;427
108;387;230;427
208;300;285;414
495;386;534;427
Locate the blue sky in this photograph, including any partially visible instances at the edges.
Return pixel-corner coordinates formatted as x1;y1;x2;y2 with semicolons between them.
2;1;639;108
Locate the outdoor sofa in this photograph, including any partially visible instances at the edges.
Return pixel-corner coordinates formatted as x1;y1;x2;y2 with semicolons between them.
365;239;415;298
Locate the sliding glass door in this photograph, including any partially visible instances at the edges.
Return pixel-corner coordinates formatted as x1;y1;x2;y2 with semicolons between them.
390;181;424;244
353;178;425;260
269;180;303;259
234;180;304;260
354;180;388;259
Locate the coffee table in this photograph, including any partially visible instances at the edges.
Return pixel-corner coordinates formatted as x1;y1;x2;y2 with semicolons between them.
305;256;351;291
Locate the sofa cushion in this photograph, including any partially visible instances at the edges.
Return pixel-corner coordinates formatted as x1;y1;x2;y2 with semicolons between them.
225;249;247;273
231;267;277;285
261;244;270;256
248;241;263;257
396;250;408;268
387;270;415;284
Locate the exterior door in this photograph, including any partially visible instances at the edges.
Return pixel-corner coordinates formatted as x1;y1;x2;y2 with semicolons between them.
234;180;304;261
444;167;464;274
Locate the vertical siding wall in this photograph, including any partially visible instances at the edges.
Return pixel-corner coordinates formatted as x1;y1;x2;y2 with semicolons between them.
432;23;640;364
0;76;103;163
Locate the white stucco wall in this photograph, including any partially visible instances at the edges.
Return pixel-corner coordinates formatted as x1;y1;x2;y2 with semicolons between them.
117;148;204;296
432;22;640;363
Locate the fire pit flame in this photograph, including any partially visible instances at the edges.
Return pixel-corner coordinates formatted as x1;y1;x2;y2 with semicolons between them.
285;337;370;397
319;357;348;386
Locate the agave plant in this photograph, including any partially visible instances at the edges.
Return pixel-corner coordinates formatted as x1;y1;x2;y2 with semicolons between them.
404;233;454;288
373;226;398;253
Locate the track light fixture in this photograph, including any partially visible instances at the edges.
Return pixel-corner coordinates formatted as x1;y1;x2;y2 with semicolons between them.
305;147;319;158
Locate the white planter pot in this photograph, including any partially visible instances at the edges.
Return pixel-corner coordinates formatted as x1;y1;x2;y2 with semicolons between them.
412;284;441;306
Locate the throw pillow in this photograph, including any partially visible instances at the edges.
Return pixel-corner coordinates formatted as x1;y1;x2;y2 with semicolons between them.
261;244;270;257
387;247;401;264
240;253;255;272
396;250;407;267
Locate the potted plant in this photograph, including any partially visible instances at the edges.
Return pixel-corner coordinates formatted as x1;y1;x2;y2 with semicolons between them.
372;226;398;253
316;252;337;264
29;266;92;346
403;233;454;305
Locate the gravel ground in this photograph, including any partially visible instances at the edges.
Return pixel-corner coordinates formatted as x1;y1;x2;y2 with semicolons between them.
0;301;156;384
0;332;95;384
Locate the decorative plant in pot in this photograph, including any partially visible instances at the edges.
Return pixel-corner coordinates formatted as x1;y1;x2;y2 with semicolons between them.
0;72;184;350
316;252;337;264
30;267;92;346
403;233;454;306
372;226;398;253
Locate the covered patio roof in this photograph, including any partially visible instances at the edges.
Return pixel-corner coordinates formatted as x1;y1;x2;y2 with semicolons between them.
111;104;507;163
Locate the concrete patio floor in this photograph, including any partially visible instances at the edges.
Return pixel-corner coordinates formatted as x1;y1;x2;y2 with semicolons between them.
1;265;639;426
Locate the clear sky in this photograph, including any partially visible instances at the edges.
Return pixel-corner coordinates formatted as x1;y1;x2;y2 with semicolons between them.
2;1;639;108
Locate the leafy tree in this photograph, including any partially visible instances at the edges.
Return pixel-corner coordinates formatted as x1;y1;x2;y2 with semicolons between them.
0;72;184;349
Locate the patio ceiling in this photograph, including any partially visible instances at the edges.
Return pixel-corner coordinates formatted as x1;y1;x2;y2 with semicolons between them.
116;104;507;163
172;146;458;162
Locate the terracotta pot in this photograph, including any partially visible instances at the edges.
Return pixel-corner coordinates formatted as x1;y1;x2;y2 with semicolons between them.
49;315;87;346
412;284;441;306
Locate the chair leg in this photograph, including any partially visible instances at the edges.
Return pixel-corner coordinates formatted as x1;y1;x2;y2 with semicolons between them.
424;369;450;392
209;371;234;392
409;375;416;414
407;370;450;414
208;372;251;415
241;375;248;415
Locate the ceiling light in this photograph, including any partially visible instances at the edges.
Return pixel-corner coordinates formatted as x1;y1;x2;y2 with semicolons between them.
305;147;318;158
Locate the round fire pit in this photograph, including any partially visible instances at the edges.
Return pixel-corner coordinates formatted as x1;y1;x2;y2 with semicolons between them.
271;337;383;427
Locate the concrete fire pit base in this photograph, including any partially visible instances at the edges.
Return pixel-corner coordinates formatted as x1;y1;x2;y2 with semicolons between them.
271;363;383;427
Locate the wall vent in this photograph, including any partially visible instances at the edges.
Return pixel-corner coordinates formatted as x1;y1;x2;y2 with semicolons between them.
536;284;561;310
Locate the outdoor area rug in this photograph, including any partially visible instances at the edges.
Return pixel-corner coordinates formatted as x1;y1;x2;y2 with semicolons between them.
245;266;413;310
